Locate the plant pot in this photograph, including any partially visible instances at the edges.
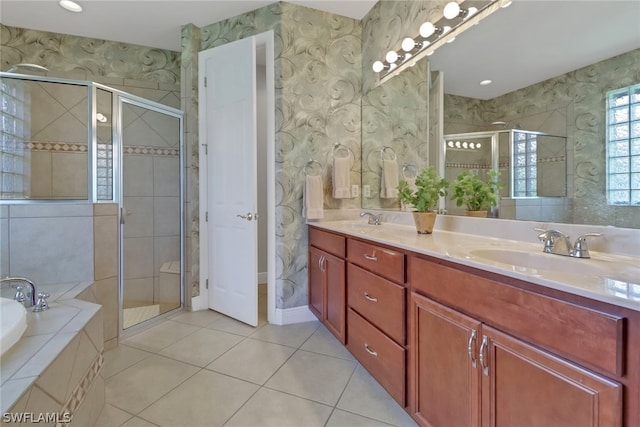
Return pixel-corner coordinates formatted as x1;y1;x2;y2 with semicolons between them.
412;212;437;234
466;210;488;218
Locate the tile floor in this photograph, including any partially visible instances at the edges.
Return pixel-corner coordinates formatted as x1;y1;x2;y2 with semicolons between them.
96;302;418;426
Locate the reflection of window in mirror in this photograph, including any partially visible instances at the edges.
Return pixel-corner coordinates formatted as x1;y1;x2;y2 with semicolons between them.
512;131;537;198
606;83;640;206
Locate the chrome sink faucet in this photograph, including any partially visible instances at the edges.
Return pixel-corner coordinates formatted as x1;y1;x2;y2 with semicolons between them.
0;276;50;312
361;211;382;225
535;229;602;259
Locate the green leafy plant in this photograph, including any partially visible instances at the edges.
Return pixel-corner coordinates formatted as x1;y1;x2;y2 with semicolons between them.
397;167;448;212
450;169;501;212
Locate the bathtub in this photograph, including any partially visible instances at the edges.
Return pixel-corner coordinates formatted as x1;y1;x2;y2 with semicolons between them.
0;297;27;356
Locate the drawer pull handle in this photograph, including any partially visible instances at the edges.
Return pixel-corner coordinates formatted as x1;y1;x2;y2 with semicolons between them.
364;344;378;357
467;330;477;368
364;253;378;261
479;335;489;376
364;293;378;303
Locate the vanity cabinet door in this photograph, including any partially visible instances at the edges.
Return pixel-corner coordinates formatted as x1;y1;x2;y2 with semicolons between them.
309;246;325;320
409;292;481;427
481;325;622;427
308;245;346;344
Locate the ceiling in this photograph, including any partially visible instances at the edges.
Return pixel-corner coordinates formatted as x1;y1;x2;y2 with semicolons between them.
2;0;639;99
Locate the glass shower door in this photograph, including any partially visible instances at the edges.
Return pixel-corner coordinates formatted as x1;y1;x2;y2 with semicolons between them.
120;98;182;329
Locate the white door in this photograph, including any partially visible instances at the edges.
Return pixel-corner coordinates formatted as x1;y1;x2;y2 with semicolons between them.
200;37;258;326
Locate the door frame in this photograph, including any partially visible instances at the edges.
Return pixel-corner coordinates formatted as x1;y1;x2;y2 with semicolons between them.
195;30;277;324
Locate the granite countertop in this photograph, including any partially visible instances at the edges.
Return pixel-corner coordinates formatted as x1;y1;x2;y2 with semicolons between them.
310;220;640;312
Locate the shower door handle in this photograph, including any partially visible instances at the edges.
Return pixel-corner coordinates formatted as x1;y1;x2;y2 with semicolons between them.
120;207;132;224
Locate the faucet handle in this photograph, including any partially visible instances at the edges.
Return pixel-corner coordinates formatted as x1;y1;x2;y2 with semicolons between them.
572;233;602;259
12;284;27;304
33;292;50;312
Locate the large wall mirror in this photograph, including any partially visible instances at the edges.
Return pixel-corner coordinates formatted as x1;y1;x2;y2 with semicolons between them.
361;0;640;229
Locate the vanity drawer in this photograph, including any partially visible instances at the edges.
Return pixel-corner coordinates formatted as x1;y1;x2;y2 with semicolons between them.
410;256;625;377
309;227;345;258
347;238;405;284
347;308;406;406
347;264;405;344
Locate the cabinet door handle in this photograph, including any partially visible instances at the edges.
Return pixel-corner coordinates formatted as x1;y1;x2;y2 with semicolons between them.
364;293;378;303
318;255;326;272
467;330;477;368
364;253;378;261
364;344;378;357
479;335;489;376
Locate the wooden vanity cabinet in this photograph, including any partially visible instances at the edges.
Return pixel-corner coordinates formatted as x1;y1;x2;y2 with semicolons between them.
345;238;408;406
308;227;346;343
409;255;625;427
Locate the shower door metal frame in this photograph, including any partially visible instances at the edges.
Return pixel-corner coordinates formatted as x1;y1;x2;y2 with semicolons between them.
114;93;185;333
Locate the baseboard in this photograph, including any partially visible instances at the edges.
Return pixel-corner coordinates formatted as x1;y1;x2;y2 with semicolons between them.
271;305;316;325
258;272;267;283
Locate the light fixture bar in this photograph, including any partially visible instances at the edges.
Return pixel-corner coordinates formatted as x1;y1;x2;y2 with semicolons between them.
373;0;511;85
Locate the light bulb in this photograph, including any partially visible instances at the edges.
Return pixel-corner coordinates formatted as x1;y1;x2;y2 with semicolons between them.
462;142;468;149
466;7;478;18
386;50;399;63
444;2;461;19
389;63;397;71
402;37;416;52
477;143;482;149
442;26;452;35
59;0;82;12
455;141;461;148
470;143;475;149
372;61;385;73
96;113;107;123
419;22;436;38
448;141;454;147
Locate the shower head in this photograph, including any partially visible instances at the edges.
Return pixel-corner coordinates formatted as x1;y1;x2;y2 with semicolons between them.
4;63;49;73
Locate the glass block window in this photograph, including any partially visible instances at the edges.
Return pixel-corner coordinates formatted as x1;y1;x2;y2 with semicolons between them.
96;142;113;200
606;83;640;206
1;79;30;199
512;131;537;197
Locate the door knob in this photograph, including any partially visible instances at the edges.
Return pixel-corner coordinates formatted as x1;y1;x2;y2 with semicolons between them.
236;212;253;221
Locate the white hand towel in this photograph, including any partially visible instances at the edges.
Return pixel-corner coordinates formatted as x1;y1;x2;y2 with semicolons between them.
303;175;324;219
332;156;351;199
380;158;399;199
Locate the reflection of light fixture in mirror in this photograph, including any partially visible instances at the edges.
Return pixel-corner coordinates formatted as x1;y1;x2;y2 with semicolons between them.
59;0;83;12
447;140;481;150
444;2;478;20
96;113;108;123
502;0;513;7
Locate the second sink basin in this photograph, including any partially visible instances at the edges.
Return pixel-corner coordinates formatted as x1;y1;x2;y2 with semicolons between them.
468;248;639;283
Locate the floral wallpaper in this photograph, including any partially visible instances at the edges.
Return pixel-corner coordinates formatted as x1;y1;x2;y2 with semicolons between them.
443;48;640;228
1;24;180;84
187;2;362;309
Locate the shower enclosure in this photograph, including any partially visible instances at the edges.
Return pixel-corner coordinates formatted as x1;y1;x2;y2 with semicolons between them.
0;73;184;330
443;129;567;218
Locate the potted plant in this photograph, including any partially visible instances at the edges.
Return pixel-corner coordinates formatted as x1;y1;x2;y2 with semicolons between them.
397;166;448;234
450;169;501;217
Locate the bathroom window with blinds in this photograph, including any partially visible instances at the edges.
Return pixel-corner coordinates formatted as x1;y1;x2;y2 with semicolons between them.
606;83;640;206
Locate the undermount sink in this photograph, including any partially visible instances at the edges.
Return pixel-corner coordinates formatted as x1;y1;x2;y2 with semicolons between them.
468;248;640;283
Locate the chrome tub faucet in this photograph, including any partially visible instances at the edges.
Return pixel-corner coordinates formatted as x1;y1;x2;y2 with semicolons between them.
0;277;49;312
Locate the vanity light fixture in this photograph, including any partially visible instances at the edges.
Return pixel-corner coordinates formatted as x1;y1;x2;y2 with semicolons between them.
59;0;83;13
372;0;512;85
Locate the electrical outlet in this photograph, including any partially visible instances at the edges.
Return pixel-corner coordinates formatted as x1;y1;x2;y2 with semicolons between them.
351;184;359;198
363;185;371;198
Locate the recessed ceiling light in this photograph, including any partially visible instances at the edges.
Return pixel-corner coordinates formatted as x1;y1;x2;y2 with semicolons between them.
480;79;493;86
59;0;83;13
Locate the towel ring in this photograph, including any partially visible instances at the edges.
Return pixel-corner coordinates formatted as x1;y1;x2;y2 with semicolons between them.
402;163;418;179
381;146;397;161
332;143;353;160
303;159;323;176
